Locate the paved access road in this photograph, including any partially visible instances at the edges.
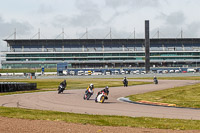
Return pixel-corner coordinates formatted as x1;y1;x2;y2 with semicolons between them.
0;80;200;120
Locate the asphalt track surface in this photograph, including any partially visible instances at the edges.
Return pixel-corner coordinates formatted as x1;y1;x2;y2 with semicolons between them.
0;79;200;120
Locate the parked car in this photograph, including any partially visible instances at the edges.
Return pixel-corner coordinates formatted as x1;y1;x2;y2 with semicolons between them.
162;70;168;73
175;70;180;73
187;68;196;73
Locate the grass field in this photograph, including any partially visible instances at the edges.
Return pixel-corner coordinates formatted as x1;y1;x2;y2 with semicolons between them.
128;83;200;108
1;77;200;130
0;106;200;130
0;79;151;96
128;76;200;80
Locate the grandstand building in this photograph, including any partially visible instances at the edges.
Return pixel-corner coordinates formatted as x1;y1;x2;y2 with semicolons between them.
1;38;200;69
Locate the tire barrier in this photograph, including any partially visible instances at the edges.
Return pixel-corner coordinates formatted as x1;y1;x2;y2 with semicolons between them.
0;82;37;92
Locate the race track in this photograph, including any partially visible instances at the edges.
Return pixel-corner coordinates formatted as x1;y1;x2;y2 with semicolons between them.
0;80;200;120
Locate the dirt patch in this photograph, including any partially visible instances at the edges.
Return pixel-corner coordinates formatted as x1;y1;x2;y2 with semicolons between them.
0;117;199;133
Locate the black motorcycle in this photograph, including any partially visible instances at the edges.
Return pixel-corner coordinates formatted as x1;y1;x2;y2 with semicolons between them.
154;78;158;84
58;85;65;94
123;80;128;87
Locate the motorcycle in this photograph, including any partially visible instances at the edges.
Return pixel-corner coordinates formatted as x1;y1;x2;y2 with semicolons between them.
123;80;128;87
83;88;93;100
58;84;65;94
154;78;158;84
95;91;108;103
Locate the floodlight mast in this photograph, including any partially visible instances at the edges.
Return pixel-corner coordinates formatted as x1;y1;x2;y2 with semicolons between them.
145;20;150;73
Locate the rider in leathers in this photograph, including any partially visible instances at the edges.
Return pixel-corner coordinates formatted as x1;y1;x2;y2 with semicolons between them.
153;76;158;84
123;77;128;87
85;83;94;94
60;80;67;90
95;86;109;102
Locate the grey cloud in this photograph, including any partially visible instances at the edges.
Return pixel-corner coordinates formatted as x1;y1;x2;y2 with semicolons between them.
151;24;185;38
69;7;103;28
150;21;200;38
152;11;190;38
184;22;200;37
75;0;99;13
0;16;33;52
157;11;185;26
37;4;54;14
53;13;103;28
105;0;160;9
53;0;104;28
166;12;185;25
0;17;33;38
53;0;129;30
53;0;148;32
53;15;68;28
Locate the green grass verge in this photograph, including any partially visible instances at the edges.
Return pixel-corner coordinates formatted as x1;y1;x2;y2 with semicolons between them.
128;83;200;108
128;76;200;80
0;79;151;96
0;106;200;130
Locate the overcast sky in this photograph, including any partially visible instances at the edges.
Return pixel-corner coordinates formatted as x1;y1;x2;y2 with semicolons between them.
1;0;200;52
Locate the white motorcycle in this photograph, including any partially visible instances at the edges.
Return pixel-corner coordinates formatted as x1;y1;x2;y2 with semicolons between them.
95;91;108;103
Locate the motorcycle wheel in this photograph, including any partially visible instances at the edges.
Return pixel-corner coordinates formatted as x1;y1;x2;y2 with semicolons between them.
95;97;98;103
86;93;91;100
83;94;86;100
58;87;63;94
100;96;105;103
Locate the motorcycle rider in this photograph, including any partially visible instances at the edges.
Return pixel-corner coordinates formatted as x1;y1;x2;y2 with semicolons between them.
153;76;158;84
85;83;94;94
59;79;67;90
123;77;128;87
96;86;109;101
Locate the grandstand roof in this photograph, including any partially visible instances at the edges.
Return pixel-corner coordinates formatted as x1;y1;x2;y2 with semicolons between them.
4;38;200;41
4;38;200;46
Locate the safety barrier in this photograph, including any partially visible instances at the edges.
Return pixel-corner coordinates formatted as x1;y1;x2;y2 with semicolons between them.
0;82;37;92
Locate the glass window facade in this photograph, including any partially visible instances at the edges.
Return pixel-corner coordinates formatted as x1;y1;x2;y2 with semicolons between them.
2;38;200;68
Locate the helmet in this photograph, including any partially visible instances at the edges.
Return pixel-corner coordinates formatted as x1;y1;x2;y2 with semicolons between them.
105;86;109;90
90;83;94;88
